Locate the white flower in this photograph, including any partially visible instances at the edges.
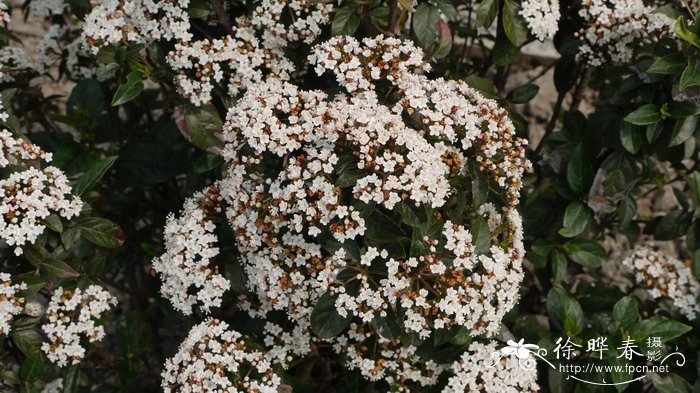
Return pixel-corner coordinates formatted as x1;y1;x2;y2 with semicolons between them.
0;273;26;335
623;245;700;320
443;341;539;393
41;285;117;367
0;131;83;255
520;0;560;41
162;319;281;393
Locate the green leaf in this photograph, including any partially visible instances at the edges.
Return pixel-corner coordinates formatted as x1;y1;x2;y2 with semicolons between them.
563;238;605;268
12;330;43;356
620;122;643;153
67;79;105;119
437;0;458;20
624;104;661;125
669;115;697;147
62;365;82;393
310;292;353;339
41;214;63;233
509;84;539;103
183;105;223;151
547;287;583;335
39;258;80;278
61;227;81;250
492;34;520;66
72;156;118;196
675;16;700;47
67;0;92;19
629;319;691;341
651;373;690;393
687;171;700;207
77;217;123;248
566;143;593;194
20;352;43;382
413;3;440;48
646;122;663;142
502;0;528;46
475;0;498;27
551;249;568;284
647;53;685;74
654;210;692;240
111;71;145;106
471;216;491;254
610;296;638;332
331;4;360;36
667;101;700;118
558;201;592;238
679;58;700;91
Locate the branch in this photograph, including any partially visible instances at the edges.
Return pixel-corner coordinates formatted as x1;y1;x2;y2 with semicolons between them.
209;0;233;34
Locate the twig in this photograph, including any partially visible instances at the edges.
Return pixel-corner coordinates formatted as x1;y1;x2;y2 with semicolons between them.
209;0;233;34
387;0;399;35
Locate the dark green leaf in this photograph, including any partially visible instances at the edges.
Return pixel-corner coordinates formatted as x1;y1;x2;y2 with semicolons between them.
502;0;528;46
647;53;685;74
669;115;697;147
39;258;80;278
566;143;593;194
558;201;591;238
620;122;643;153
610;296;638;332
624;104;661;125
331;4;360;36
20;352;43;382
310;292;353;339
77;217;123;248
111;71;145;106
475;0;498;27
629;319;691;341
72;156;118;196
12;330;43;356
413;3;440;48
563;238;605;268
509;84;539;103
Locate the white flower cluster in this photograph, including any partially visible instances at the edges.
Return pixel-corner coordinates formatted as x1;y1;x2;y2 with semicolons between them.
156;35;529;388
0;0;9;23
0;0;106;83
152;183;230;315
0;273;26;335
167;0;333;105
83;0;192;52
82;0;331;105
41;285;117;367
29;0;68;18
0;130;83;255
443;341;539;393
162;319;281;393
576;0;675;66
623;245;700;320
41;378;64;393
520;0;560;41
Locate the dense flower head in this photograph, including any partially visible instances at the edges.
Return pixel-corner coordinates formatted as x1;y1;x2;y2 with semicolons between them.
0;272;26;335
41;285;117;367
520;0;560;41
156;35;529;387
443;341;539;393
0;130;83;255
623;245;700;319
152;183;230;315
576;0;675;66
162;319;281;392
167;0;332;105
83;0;192;51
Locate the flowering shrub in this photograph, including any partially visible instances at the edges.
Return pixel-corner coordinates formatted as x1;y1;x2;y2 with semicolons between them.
0;0;699;392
